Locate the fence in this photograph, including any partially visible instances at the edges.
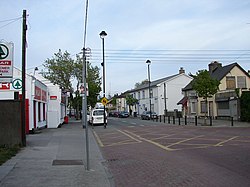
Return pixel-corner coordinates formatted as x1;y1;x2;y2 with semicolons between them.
151;115;249;127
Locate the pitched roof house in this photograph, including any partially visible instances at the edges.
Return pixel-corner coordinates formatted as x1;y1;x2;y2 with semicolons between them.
179;61;250;120
124;68;193;116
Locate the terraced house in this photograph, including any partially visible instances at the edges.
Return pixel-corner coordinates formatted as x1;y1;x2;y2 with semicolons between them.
123;68;193;116
179;61;250;120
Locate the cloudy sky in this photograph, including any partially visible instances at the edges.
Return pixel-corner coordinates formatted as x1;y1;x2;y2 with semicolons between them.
1;0;250;95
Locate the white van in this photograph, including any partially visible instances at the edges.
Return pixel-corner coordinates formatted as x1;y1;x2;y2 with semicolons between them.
89;109;107;125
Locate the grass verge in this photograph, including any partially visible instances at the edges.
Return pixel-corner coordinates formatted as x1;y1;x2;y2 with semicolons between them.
0;145;21;165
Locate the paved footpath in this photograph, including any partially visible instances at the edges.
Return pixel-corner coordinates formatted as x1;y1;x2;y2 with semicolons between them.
0;119;111;187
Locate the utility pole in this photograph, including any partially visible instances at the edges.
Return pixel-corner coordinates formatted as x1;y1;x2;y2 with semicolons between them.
21;10;27;146
82;48;89;170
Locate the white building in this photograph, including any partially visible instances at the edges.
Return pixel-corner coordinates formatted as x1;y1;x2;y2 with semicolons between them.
0;67;66;133
125;68;193;116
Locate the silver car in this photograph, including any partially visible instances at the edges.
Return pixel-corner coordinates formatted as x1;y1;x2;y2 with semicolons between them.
141;111;157;120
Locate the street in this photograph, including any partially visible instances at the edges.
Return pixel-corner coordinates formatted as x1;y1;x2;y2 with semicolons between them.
93;117;250;187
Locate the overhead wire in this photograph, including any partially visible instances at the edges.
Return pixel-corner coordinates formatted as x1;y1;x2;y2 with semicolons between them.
88;49;250;64
0;16;22;29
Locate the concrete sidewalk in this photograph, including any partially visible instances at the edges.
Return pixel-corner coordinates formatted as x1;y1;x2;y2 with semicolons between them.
0;119;111;187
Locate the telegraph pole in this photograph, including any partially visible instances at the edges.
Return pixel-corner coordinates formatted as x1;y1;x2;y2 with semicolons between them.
21;10;27;146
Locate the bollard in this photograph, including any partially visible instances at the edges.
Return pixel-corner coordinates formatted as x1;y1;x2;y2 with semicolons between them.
231;117;234;126
173;116;175;124
210;116;212;126
185;116;187;125
195;116;197;126
156;116;158;122
178;117;181;125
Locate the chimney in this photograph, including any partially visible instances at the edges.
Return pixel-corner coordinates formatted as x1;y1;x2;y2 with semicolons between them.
208;61;222;73
179;67;185;74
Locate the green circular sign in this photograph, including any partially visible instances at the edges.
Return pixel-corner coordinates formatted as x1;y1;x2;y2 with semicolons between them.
12;79;22;89
0;44;9;59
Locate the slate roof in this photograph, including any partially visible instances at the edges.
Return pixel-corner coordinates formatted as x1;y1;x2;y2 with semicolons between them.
182;62;250;91
127;74;179;93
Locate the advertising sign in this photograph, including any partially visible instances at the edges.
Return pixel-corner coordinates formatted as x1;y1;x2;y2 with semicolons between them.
0;42;14;82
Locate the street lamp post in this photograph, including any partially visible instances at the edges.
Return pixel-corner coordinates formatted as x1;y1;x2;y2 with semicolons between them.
100;31;107;128
146;60;152;119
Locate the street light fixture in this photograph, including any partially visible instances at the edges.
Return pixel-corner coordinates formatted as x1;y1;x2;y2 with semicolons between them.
100;31;107;128
146;60;152;119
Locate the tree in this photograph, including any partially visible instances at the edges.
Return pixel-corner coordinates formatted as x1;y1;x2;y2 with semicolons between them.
43;50;102;119
126;94;138;115
74;54;102;108
43;49;74;91
135;79;149;88
240;91;250;122
192;70;220;124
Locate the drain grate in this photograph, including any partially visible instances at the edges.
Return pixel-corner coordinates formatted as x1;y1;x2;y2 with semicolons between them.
106;158;118;162
52;160;84;166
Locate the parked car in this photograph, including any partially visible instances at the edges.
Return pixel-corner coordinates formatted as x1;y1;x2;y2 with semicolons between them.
89;109;107;126
109;111;120;117
141;111;157;120
118;111;129;118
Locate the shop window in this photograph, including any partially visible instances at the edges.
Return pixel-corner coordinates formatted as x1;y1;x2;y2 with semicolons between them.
217;101;229;109
43;103;46;121
38;102;41;121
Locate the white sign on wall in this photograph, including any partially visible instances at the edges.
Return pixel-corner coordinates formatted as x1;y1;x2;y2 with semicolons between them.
0;42;14;82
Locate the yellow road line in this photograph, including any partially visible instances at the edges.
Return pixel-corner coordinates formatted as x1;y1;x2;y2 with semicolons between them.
116;130;142;143
124;130;174;151
214;136;238;147
166;135;204;149
93;131;104;147
151;134;176;140
105;140;141;147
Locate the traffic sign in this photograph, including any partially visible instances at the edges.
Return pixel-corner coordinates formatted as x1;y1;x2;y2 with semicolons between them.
0;82;10;90
12;79;22;90
0;42;14;82
101;97;108;106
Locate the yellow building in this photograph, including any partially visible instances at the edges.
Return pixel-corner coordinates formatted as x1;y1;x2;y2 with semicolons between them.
180;61;250;120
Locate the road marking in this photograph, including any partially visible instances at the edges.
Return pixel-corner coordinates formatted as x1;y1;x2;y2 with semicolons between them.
93;131;104;147
151;134;176;140
166;135;204;149
124;130;174;151
104;139;141;147
214;136;238;147
117;130;142;143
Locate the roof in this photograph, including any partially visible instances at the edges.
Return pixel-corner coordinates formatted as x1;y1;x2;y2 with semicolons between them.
126;74;180;93
182;62;250;91
177;96;188;105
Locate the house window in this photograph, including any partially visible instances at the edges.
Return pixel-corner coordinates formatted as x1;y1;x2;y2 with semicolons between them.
150;89;153;98
142;90;145;99
138;92;140;100
191;102;196;114
226;76;236;90
200;101;207;113
237;76;246;88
